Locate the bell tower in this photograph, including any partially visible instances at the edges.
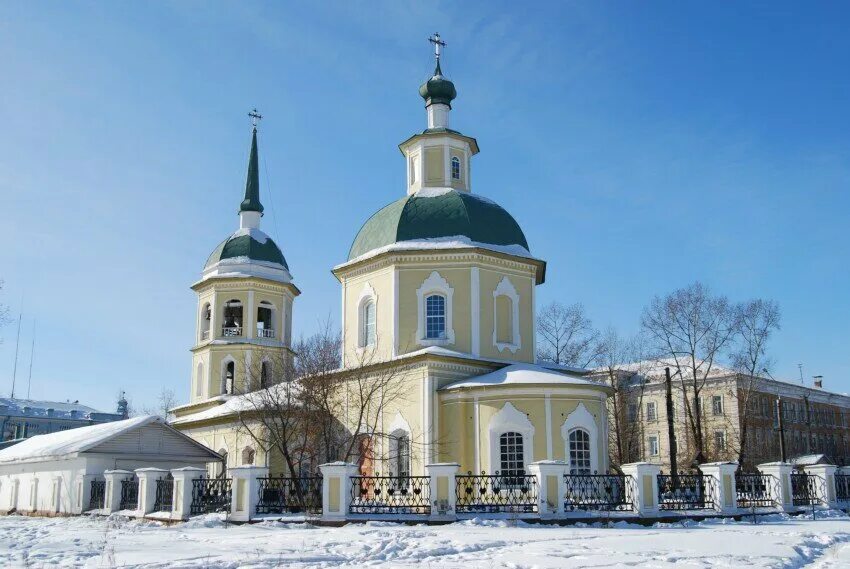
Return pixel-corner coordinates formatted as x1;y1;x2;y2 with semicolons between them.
187;111;300;406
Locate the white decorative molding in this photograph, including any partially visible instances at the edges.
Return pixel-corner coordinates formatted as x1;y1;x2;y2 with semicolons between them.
492;276;521;353
487;402;535;472
220;355;236;395
471;267;480;357
388;411;411;436
415;271;455;346
560;402;599;474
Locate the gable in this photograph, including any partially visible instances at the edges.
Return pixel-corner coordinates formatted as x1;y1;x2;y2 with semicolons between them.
85;423;216;459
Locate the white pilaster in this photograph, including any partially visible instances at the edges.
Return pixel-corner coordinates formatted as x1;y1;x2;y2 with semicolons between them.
103;470;133;513
620;462;661;516
698;461;738;513
426;463;459;521
319;462;359;521
545;394;553;460
757;462;793;510
171;467;205;520
135;468;168;515
470;267;480;356
803;464;838;508
528;460;567;518
229;466;269;522
247;290;255;339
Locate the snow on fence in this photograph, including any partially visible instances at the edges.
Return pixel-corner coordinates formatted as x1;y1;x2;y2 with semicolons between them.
563;473;634;512
256;476;323;515
349;475;431;515
455;472;539;514
657;472;717;511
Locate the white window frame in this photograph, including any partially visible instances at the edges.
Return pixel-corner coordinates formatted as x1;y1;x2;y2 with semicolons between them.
712;395;724;416
356;283;378;350
561;403;599;475
451;156;461;180
567;428;592;474
648;435;659;456
221;355;236;395
416;271;455;346
387;412;412;478
714;430;726;451
646;401;657;422
487;402;534;474
492;277;521;353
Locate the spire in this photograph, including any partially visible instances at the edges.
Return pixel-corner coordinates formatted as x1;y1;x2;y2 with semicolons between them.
239;110;264;230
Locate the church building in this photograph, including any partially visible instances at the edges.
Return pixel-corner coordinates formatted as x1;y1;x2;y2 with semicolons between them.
172;38;612;480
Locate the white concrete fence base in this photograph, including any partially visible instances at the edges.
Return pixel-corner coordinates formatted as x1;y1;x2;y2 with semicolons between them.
699;462;738;513
620;462;661;515
425;463;460;521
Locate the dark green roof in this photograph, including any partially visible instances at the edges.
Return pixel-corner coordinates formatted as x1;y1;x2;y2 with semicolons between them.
348;189;529;260
419;61;457;108
205;230;288;270
240;128;263;213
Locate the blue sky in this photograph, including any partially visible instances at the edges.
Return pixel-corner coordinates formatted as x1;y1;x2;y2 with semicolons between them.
1;1;848;413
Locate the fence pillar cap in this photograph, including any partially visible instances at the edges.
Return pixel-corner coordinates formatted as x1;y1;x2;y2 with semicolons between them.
228;465;268;472
134;467;169;473
170;466;206;473
103;469;133;475
758;461;791;467
620;462;659;468
425;462;460;467
700;461;738;467
319;461;357;467
530;460;567;466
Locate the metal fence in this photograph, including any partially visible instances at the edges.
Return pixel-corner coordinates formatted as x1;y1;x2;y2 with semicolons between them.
790;472;823;507
735;473;778;509
119;477;139;511
154;475;174;512
456;472;539;514
657;472;717;511
190;477;233;515
563;473;634;512
256;476;323;515
836;473;850;503
349;475;431;515
89;479;106;511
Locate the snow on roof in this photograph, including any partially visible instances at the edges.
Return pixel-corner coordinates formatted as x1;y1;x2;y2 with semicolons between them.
790;454;828;466
170;382;303;425
600;358;736;380
440;363;606;390
0;397;118;421
335;235;538;271
396;346;588;373
0;415;158;464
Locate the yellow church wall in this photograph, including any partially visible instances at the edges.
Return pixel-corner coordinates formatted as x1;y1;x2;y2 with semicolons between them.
477;268;535;363
397;266;471;355
449;148;467;191
424;147;443;185
179;421;269;475
341;266;395;363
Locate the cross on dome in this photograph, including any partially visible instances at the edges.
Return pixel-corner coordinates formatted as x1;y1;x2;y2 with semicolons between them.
248;108;263;129
428;32;446;62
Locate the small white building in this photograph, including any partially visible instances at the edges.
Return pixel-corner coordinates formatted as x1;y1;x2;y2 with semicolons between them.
0;415;220;516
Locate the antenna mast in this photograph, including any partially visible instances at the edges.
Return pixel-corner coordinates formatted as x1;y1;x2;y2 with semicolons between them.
9;310;22;398
27;320;36;399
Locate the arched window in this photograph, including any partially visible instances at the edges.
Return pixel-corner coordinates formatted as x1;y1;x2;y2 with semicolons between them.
568;429;592;474
425;294;446;339
223;360;235;394
257;301;275;338
493;277;521;352
361;300;376;347
499;431;525;479
389;430;411;479
241;447;255;465
451;156;461;180
495;295;512;344
195;362;205;397
222;300;243;336
200;303;211;341
260;360;272;389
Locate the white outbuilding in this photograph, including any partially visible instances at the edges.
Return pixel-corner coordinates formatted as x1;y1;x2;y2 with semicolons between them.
0;415;220;516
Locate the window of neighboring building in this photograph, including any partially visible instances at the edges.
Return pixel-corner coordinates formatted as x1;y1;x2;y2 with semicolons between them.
425;294;446;339
568;429;592;474
361;299;376;347
242;447;255;465
646;402;657;422
451;156;461;180
714;430;726;451
627;404;638;423
712;395;723;416
648;435;659;456
499;431;525;479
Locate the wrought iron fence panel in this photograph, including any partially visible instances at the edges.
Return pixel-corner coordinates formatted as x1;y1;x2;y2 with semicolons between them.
190;477;233;515
791;472;824;507
349;475;431;515
836;474;850;503
88;479;106;511
256;476;323;514
455;472;539;514
154;475;174;512
656;472;717;510
563;473;634;512
735;473;778;508
119;478;139;510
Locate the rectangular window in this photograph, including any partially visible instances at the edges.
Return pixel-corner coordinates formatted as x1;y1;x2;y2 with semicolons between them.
712;395;723;416
648;435;659;456
425;295;446;340
499;431;525;479
714;431;726;451
627;403;637;423
646;402;657;422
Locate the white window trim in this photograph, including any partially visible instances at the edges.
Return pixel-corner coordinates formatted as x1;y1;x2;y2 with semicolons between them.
648;435;660;456
387;412;412;477
416;271;455;346
561;402;599;474
487;402;534;473
492;277;521;353
356;283;378;350
220;355;236;395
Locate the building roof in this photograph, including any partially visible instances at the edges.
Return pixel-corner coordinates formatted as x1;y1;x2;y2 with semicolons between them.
0;397;119;421
419;60;457;107
239;127;263;214
204;228;288;271
347;188;530;261
440;363;607;391
0;415;218;464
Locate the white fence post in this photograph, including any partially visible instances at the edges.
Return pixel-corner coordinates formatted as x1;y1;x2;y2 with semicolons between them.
803;464;838;508
757;462;793;511
425;463;459;521
528;460;567;518
103;470;133;513
229;465;269;522
171;467;205;520
319;462;358;522
74;474;97;514
135;468;168;516
620;462;660;517
698;461;738;513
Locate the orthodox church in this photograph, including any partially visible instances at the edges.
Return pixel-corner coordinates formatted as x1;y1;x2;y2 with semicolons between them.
172;38;611;479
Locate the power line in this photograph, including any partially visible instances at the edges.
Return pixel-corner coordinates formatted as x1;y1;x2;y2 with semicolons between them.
27;320;36;399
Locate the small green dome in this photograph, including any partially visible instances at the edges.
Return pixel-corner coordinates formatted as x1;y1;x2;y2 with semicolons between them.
419;61;457;107
348;189;529;261
205;229;288;270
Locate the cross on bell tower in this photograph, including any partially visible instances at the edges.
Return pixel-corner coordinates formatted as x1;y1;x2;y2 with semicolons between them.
248;108;263;129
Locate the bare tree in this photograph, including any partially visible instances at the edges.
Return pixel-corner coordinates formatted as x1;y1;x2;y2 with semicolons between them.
142;388;178;421
641;282;738;465
729;299;781;469
536;301;602;368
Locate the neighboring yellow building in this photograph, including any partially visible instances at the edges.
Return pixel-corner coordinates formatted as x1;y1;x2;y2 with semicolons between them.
173;48;612;479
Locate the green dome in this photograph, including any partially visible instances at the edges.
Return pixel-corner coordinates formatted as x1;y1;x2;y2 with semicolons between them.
419;61;457;107
205;228;289;270
348;189;529;261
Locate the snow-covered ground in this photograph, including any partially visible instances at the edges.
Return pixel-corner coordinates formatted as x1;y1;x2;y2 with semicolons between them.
1;512;849;568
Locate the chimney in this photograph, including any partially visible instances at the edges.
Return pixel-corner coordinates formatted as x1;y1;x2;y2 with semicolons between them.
813;375;823;389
